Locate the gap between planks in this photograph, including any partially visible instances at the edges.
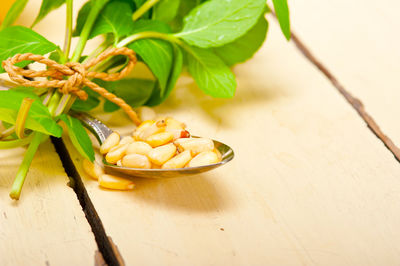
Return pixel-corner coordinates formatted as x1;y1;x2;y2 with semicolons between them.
288;31;400;163
51;137;125;266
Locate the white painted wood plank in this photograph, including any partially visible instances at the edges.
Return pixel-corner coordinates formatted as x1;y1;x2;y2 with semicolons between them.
289;0;400;146
1;2;98;265
0;140;97;266
64;18;400;265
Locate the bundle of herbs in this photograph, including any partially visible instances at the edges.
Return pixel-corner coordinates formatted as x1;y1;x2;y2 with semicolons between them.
0;0;290;199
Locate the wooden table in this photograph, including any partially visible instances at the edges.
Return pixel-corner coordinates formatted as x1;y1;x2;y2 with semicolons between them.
1;1;400;265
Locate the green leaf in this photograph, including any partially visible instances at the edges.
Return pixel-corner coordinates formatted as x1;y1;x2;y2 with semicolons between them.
0;0;29;30
32;0;66;27
89;0;135;40
93;0;112;7
127;20;173;92
10;86;42;101
59;114;95;162
133;0;145;7
73;1;91;37
129;18;171;32
146;44;183;106
175;0;265;48
214;16;268;66
102;78;155;112
74;0;134;40
0;26;58;73
153;0;180;23
71;87;100;112
272;0;290;40
186;46;236;98
48;50;61;63
132;0;151;19
169;0;200;32
0;90;62;137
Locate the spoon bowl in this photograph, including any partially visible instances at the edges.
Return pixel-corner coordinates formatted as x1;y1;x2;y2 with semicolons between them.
73;112;234;178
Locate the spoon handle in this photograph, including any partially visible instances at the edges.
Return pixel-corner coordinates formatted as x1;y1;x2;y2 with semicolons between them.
70;112;113;144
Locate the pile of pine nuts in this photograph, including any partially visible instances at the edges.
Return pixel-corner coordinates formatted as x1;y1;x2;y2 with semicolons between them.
102;117;222;169
82;112;222;190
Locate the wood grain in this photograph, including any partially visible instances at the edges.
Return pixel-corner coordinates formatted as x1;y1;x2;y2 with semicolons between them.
289;0;400;147
63;18;400;265
0;140;97;265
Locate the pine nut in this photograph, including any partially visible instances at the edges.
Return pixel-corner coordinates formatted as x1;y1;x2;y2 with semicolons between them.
82;159;104;180
166;129;191;140
162;150;192;169
127;141;152;156
98;174;135;190
214;148;222;161
105;143;129;164
187;151;219;167
167;129;181;140
174;138;192;152
137;106;156;121
137;122;165;141
108;143;123;153
166;117;186;130
148;143;177;165
120;136;134;145
138;120;155;130
174;138;192;145
100;132;120;154
156;119;167;127
146;132;174;147
174;138;214;155
133;120;154;140
122;154;151;169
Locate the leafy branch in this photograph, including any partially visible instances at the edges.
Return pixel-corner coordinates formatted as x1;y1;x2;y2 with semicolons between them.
0;0;291;199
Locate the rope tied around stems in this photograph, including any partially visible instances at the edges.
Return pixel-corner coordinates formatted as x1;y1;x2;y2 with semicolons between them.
2;47;141;125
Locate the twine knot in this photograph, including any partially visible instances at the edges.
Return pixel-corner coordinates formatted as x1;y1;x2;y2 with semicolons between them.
62;62;87;98
2;47;141;125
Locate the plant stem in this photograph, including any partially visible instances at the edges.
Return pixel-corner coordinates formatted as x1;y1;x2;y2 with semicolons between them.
9;132;44;200
63;0;73;60
0;135;34;149
15;98;34;139
132;0;160;21
55;94;72;116
70;1;107;62
117;31;184;48
0;0;29;30
56;48;67;64
82;38;112;64
66;1;109;109
0;126;15;140
118;31;197;58
63;95;77;114
9;92;61;200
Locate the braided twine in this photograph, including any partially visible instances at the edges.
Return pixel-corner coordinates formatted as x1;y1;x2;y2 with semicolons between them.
1;47;141;125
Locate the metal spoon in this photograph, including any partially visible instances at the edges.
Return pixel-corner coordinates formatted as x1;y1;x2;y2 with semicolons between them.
0;79;234;178
72;112;234;178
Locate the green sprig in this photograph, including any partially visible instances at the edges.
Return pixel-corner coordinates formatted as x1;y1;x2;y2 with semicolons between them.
0;0;291;199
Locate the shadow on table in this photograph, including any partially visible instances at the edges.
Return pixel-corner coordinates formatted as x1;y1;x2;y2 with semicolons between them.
121;172;234;214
